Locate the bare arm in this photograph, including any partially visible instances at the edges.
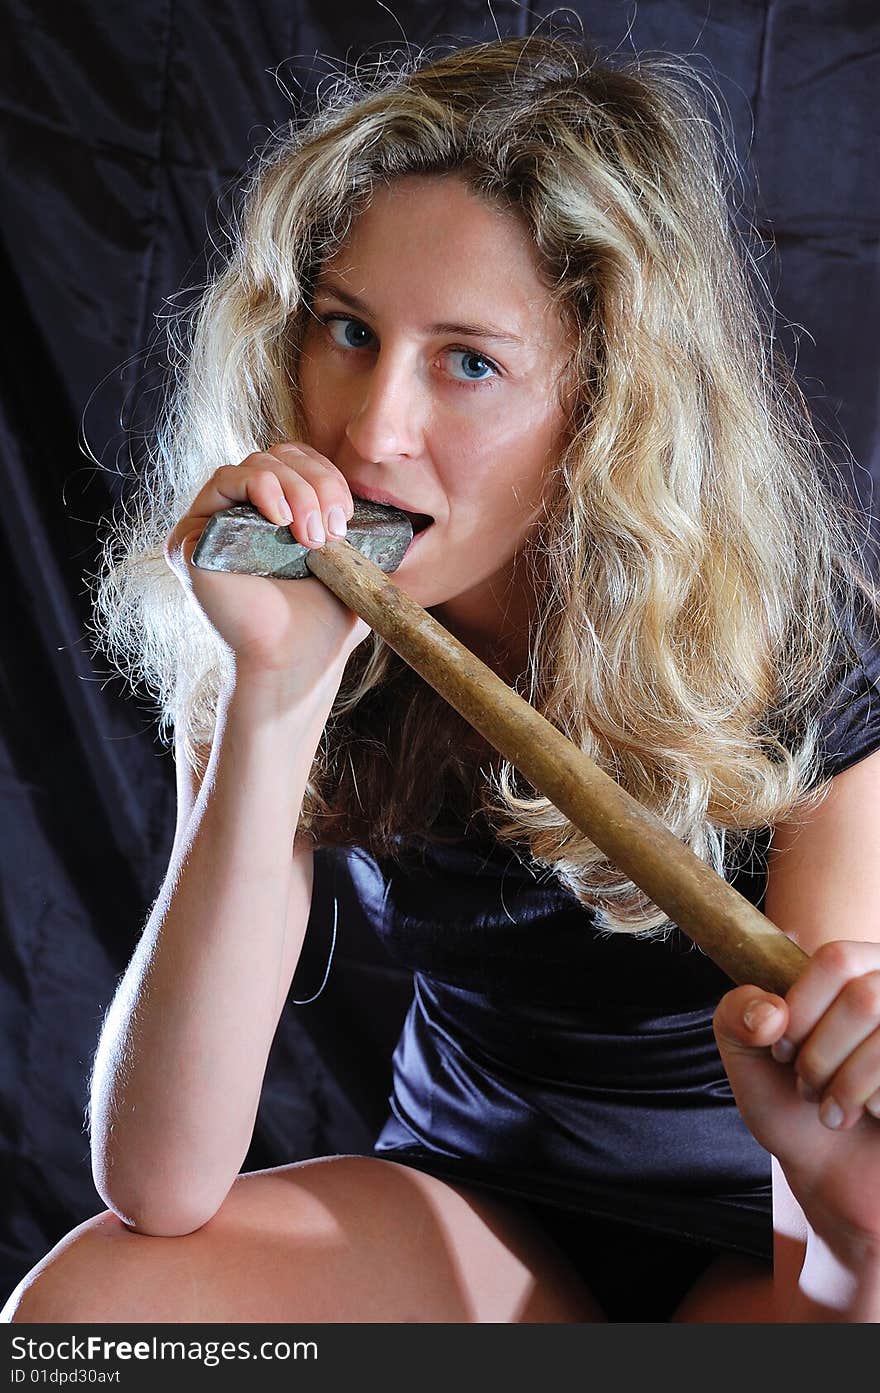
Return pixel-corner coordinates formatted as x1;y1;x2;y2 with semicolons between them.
88;662;345;1237
88;442;367;1236
725;747;880;1321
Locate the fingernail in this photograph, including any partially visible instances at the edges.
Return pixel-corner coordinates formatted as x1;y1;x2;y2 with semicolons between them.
327;506;347;538
277;498;293;524
866;1089;880;1120
796;1076;820;1104
819;1096;844;1130
771;1036;795;1063
306;511;325;545
743;1001;780;1032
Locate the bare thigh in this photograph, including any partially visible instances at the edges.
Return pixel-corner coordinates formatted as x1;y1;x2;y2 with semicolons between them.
2;1155;606;1324
670;1253;776;1322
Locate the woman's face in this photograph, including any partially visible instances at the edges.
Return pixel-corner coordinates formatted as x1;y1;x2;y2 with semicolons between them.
298;174;573;659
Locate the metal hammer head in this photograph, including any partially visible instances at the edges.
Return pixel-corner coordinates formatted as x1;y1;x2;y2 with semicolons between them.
191;497;413;579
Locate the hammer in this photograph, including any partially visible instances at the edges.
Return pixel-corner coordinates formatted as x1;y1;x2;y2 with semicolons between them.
193;496;808;996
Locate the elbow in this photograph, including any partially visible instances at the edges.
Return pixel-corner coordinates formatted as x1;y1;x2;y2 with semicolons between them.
98;1189;221;1238
92;1156;224;1238
113;1208;216;1239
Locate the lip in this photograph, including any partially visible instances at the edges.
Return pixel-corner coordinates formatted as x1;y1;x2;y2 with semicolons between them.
402;523;432;557
348;480;435;525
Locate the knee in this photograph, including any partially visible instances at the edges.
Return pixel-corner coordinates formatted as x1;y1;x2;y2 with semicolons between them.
1;1211;140;1324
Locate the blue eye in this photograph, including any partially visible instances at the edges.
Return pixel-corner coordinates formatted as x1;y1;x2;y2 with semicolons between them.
446;350;497;382
325;316;374;349
319;314;500;388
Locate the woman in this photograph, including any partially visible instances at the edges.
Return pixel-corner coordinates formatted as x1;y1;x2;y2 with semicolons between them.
4;33;880;1324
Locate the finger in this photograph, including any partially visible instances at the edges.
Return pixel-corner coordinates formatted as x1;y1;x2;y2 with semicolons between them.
176;455;338;551
796;977;880;1129
773;940;880;1064
180;457;295;525
822;1025;880;1128
268;443;354;537
714;984;789;1051
240;463;328;545
270;441;339;474
713;988;813;1161
162;467;288;577
164;468;292;578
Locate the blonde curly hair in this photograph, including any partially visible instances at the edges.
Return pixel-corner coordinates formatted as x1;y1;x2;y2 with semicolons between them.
88;32;880;935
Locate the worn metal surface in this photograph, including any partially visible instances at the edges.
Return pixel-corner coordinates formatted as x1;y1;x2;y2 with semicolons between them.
192;497;413;578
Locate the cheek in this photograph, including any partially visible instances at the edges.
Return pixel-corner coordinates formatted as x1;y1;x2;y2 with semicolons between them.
297;338;344;431
446;416;556;520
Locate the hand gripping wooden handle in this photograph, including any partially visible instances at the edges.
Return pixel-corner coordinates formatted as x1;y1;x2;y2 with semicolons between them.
306;538;808;997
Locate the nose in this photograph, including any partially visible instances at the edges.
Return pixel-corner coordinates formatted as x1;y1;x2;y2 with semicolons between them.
343;350;425;462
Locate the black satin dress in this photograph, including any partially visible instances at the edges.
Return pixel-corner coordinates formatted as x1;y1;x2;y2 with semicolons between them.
336;609;880;1320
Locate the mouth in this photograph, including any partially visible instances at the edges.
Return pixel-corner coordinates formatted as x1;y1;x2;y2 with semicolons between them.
349;485;435;536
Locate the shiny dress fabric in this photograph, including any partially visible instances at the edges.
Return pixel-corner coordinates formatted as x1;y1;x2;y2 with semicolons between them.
329;603;880;1290
354;831;776;1260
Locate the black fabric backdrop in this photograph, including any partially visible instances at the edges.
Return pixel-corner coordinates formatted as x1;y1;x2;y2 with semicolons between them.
1;1;878;1300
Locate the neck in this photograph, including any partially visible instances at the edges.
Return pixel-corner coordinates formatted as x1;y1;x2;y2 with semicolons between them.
433;556;537;686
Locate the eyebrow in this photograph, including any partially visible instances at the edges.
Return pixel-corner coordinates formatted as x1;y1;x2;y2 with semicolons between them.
313;281;527;347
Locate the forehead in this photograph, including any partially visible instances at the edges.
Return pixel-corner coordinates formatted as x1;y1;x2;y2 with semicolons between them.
316;175;565;345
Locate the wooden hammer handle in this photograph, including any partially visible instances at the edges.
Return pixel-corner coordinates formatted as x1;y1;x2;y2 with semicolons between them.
306;539;808;997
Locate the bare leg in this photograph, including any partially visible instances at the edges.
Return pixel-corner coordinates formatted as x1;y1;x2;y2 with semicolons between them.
669;1253;776;1322
2;1155;606;1324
